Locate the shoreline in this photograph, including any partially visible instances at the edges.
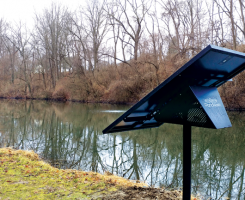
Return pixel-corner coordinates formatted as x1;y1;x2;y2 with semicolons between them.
1;96;245;111
0;96;136;105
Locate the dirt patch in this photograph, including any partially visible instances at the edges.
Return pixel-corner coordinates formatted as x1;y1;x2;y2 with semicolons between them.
98;186;197;200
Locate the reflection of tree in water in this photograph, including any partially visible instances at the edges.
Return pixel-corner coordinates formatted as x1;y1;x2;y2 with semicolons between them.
1;100;245;198
190;112;245;199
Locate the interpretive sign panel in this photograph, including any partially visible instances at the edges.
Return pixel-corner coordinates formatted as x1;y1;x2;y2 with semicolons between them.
102;45;245;200
103;45;245;134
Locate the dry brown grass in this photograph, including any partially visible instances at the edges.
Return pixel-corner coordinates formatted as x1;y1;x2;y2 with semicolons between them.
1;46;245;107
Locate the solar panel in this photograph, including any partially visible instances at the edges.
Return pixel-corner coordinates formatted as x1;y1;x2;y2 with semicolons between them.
103;45;245;134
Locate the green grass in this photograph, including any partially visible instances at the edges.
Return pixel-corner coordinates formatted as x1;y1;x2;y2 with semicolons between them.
0;148;146;199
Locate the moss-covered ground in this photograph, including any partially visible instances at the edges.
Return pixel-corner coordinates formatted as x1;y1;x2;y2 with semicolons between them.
0;148;147;199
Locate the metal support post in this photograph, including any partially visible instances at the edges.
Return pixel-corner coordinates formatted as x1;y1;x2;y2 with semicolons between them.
183;124;192;200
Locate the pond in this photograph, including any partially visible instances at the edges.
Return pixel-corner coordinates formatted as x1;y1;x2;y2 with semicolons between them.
0;100;245;199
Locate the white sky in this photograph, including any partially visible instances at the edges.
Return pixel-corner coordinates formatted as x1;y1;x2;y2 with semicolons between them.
0;0;85;28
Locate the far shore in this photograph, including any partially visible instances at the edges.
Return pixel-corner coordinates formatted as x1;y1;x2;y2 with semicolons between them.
1;96;245;111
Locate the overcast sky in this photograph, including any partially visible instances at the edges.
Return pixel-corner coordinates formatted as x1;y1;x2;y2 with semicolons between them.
0;0;85;28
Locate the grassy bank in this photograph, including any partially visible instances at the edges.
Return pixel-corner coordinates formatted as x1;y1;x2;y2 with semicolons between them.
0;148;201;199
0;148;146;199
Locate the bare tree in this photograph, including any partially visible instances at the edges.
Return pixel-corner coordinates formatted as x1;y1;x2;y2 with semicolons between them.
106;0;151;62
238;0;245;39
69;0;108;72
6;22;34;97
67;0;109;97
144;9;163;84
34;3;70;89
214;0;237;49
0;19;18;84
83;0;109;70
159;0;207;58
159;0;182;54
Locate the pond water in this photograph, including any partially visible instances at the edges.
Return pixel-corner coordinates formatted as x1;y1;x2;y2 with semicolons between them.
0;100;245;199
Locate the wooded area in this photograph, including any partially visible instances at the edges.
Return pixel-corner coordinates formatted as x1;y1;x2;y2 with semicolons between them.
0;0;245;108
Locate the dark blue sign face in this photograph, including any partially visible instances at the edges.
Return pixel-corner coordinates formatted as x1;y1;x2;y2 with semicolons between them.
103;45;245;134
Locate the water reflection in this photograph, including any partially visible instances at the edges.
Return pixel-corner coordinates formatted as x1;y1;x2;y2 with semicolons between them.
0;100;245;199
100;110;126;113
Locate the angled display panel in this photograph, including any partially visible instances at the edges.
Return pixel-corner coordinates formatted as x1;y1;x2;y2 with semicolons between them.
103;45;245;134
